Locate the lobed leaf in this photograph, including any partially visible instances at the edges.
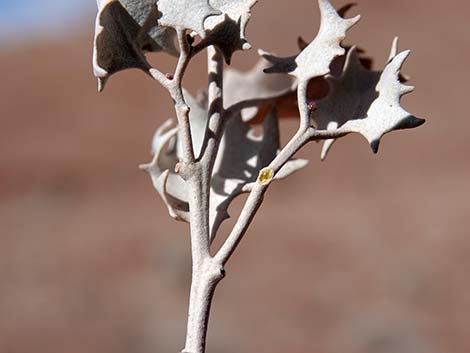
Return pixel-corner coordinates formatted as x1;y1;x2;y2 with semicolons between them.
93;0;178;91
315;40;425;159
201;0;258;63
260;0;360;82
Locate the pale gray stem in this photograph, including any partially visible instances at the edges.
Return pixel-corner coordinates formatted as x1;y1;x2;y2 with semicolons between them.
152;44;357;348
182;46;226;353
149;28;195;166
174;28;191;84
147;26;217;353
182;258;225;353
214;77;355;265
202;46;225;242
201;46;225;166
297;79;311;131
214;78;311;265
214;76;356;265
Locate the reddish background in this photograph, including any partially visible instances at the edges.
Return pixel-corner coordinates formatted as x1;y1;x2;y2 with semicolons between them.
1;1;468;352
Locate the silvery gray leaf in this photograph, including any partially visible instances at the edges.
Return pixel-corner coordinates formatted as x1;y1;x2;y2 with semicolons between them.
155;170;190;222
259;0;360;82
93;0;178;91
140;90;205;226
139;118;189;222
315;42;425;159
156;0;220;38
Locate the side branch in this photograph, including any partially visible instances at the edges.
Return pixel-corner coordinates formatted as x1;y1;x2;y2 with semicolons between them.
297;79;311;131
154;28;195;166
214;78;353;266
174;28;192;84
213;127;311;265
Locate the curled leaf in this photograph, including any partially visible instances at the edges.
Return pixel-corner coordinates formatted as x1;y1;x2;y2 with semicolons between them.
93;0;178;91
140;119;189;221
155;170;190;222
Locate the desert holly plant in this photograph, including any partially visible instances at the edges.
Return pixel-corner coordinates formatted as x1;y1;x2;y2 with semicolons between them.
92;0;425;352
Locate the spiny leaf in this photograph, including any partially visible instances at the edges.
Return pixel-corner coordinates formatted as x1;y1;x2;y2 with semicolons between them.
315;40;425;160
93;0;177;91
208;0;257;41
201;0;258;63
260;0;360;82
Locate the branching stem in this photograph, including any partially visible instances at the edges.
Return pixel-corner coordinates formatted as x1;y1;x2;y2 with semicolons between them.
182;47;226;353
214;78;354;265
147;26;362;353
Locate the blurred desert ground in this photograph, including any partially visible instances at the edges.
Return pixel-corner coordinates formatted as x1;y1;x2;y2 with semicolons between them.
0;0;469;352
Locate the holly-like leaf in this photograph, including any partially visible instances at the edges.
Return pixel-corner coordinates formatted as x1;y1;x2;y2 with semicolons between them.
260;0;360;82
93;0;178;91
201;0;258;63
156;0;220;38
141;92;307;240
315;41;425;159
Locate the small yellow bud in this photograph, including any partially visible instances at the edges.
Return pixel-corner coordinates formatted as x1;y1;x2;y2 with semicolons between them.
257;168;273;185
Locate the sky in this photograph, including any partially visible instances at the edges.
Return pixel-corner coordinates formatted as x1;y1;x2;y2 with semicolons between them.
0;0;95;44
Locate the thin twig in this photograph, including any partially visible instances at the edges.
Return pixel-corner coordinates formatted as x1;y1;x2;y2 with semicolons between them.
174;28;192;85
297;79;311;131
214;127;311;265
214;78;351;266
172;29;196;166
148;67;172;89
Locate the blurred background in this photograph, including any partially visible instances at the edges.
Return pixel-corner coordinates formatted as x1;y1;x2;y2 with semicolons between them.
1;1;469;352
